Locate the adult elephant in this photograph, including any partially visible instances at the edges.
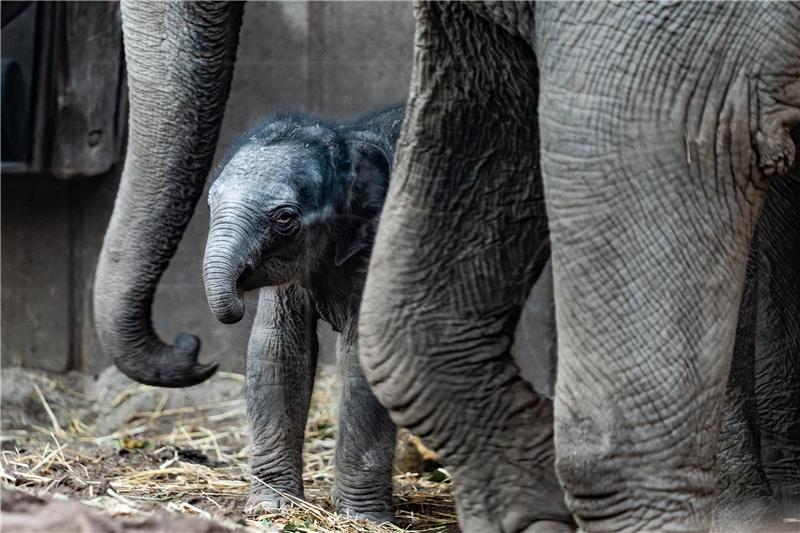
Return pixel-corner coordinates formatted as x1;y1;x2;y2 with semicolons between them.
358;2;799;532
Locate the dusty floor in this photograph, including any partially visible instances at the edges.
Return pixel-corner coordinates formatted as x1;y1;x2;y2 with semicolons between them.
0;367;457;532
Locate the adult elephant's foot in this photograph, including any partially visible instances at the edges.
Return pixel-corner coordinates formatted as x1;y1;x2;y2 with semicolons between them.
454;472;575;533
459;512;574;533
243;491;299;517
522;520;576;533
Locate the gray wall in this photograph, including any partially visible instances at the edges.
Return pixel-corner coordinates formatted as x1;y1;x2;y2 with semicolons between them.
1;2;416;375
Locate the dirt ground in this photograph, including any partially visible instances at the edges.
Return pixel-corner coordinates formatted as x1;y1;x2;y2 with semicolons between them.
0;367;456;532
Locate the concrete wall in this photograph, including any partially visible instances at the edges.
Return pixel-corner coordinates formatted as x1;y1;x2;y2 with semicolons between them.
1;2;416;375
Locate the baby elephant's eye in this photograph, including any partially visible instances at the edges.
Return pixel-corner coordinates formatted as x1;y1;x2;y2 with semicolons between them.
274;212;293;224
271;208;299;232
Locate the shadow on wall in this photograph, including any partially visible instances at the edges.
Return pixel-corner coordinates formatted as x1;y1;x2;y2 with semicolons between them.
0;1;416;375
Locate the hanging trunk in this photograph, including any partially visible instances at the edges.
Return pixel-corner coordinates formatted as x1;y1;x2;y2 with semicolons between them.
93;1;243;387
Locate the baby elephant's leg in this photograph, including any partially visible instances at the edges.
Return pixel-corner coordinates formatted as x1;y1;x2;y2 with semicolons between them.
333;333;395;523
245;287;318;515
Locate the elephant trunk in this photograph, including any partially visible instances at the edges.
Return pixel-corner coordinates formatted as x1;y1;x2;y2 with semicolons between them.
93;1;243;388
202;206;260;325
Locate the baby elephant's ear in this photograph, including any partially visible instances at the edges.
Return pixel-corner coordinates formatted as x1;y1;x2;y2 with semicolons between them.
334;136;392;266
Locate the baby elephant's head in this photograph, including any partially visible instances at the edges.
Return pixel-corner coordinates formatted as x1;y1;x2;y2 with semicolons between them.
203;116;391;324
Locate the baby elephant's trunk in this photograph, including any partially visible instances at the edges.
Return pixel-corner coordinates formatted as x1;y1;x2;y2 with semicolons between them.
203;209;256;324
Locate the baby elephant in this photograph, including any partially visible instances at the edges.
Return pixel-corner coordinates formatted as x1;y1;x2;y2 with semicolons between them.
202;106;403;522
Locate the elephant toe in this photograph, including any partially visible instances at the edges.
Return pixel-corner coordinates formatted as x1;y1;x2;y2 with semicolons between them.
243;492;296;517
156;334;218;387
337;508;394;525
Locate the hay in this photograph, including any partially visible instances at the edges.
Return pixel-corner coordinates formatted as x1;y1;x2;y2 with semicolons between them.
0;368;457;532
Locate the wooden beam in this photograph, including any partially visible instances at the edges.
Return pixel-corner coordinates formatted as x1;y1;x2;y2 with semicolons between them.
50;2;126;178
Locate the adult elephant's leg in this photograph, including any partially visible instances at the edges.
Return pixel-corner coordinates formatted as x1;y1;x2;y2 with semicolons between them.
94;1;243;387
360;3;571;531
536;3;800;530
332;327;395;523
713;245;776;531
754;174;800;515
245;287;318;513
714;171;800;530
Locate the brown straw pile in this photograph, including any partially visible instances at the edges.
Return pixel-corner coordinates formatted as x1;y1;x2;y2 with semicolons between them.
1;368;457;532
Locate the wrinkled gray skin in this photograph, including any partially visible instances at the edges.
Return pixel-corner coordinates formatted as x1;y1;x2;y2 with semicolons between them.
520;198;800;531
714;176;800;529
202;107;404;523
359;3;800;532
94;1;243;387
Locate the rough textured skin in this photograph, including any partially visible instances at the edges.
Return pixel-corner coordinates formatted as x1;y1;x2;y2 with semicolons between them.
360;2;800;532
750;174;800;516
94;1;243;387
203;107;403;522
519;241;798;532
361;4;571;531
712;176;800;531
537;5;798;530
516;204;800;532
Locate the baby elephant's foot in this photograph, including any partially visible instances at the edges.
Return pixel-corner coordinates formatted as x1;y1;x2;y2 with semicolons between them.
243;491;298;517
332;486;394;524
337;507;395;525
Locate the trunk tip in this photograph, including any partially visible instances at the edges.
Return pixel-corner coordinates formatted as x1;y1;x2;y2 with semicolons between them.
114;333;219;388
209;295;246;324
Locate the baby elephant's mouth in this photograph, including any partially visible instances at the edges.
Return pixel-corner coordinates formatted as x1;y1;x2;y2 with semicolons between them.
236;264;258;293
237;258;296;293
